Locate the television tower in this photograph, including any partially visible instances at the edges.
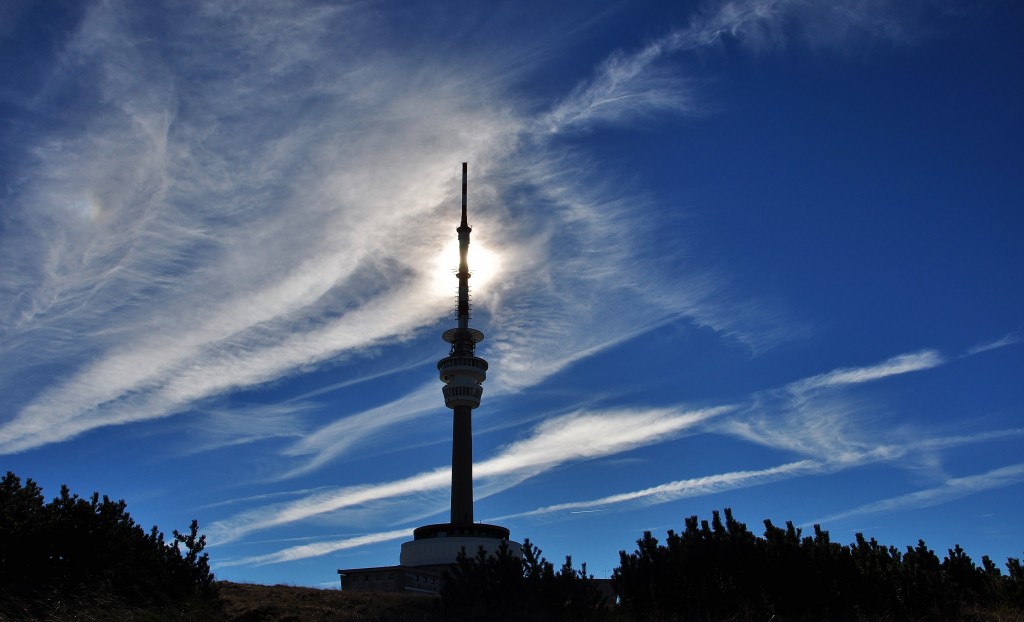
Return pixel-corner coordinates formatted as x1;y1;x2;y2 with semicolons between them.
397;163;519;568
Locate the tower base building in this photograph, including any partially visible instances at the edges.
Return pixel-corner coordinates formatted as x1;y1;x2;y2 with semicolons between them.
400;523;521;568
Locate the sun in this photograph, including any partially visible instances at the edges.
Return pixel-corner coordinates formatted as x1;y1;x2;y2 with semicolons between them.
430;238;502;298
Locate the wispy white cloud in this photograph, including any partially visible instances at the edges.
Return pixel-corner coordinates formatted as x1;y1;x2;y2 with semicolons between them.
812;462;1024;525
505;428;1024;521
477;156;799;388
712;344;1024;474
501;459;823;520
178;402;315;454
910;428;1024;452
0;0;791;456
712;349;946;461
540;39;699;133
207;405;727;544
539;0;778;133
0;277;453;453
0;2;520;453
541;0;927;134
279;385;441;479
230;423;1024;564
964;332;1022;357
198;487;338;512
476;406;728;480
203;334;1023;562
787;350;944;394
3;0;923;457
218;528;412;568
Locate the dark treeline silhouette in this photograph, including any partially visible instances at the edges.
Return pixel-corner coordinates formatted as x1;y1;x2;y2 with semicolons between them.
0;472;216;618
441;508;1023;620
613;508;1024;621
6;472;1023;621
441;539;606;620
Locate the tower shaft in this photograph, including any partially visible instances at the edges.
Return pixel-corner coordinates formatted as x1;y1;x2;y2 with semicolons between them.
451;405;473;524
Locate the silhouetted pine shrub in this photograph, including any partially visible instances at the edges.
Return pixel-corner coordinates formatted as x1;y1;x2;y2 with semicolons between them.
441;539;606;620
0;472;216;617
613;508;1024;621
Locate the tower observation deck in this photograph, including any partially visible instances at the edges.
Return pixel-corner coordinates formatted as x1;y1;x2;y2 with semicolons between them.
397;163;519;567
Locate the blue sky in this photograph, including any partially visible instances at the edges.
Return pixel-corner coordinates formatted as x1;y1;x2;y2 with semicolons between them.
1;0;1022;587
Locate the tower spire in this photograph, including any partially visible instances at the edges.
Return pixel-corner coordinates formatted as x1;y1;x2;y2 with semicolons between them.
460;161;469;230
454;162;473;340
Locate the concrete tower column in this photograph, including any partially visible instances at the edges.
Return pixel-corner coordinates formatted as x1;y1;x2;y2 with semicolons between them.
451;405;473;525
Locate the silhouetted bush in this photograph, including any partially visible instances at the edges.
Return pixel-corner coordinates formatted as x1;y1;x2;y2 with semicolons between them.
0;472;216;617
441;539;606;620
613;508;1024;621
